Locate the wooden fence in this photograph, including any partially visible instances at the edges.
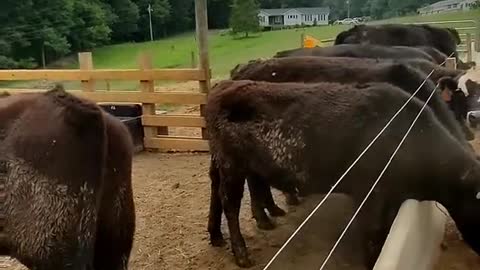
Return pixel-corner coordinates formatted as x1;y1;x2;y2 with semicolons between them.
2;52;211;152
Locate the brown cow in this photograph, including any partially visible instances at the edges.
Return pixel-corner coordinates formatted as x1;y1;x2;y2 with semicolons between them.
334;24;476;70
0;85;135;269
206;79;480;268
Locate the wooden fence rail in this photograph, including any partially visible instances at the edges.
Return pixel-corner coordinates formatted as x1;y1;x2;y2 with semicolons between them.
0;53;210;151
3;51;211;152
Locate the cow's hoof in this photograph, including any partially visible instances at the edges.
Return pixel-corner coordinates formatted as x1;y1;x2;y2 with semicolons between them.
286;195;300;206
210;236;227;247
257;219;276;230
268;206;286;217
235;256;254;268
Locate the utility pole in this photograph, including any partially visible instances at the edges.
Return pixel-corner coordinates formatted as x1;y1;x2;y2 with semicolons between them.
148;4;154;41
347;0;350;18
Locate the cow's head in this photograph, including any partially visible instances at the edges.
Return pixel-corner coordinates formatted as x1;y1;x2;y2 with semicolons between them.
438;76;459;102
465;79;480;97
230;63;246;79
334;25;366;45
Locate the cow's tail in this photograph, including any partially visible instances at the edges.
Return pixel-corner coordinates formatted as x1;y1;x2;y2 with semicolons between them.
44;83;105;132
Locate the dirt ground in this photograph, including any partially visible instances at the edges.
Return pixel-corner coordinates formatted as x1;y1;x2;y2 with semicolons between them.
1;152;366;270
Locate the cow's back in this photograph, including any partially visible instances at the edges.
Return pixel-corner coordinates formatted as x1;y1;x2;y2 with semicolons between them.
274;44;435;63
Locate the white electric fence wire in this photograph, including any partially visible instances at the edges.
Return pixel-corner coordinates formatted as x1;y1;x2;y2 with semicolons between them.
261;68;435;270
318;82;440;270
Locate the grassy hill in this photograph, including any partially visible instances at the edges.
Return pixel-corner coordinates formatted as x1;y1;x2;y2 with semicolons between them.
3;9;480;90
77;9;480;79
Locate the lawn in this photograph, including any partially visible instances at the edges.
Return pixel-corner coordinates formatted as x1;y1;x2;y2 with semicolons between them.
2;9;480;90
94;25;349;77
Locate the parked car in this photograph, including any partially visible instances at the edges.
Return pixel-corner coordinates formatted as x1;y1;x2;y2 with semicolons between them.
334;18;360;25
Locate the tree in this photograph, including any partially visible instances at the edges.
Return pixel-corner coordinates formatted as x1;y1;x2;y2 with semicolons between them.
134;0;171;40
108;0;140;42
230;0;261;38
473;0;480;8
68;0;112;51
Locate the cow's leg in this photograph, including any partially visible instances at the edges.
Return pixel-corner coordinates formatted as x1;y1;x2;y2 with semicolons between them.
94;183;135;270
264;189;287;217
247;176;284;231
208;159;226;247
220;168;252;268
284;191;300;205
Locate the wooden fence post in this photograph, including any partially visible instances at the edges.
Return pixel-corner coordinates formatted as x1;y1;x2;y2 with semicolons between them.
191;51;197;68
300;33;305;48
195;0;210;140
476;19;480;52
78;52;95;92
139;53;168;142
466;33;472;63
445;57;457;70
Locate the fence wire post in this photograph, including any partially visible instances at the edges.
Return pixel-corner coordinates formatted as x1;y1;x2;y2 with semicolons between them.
466;33;472;63
195;0;210;140
445;57;456;70
476;19;480;52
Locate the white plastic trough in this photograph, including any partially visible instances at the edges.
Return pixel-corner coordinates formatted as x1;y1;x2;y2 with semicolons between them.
372;200;448;270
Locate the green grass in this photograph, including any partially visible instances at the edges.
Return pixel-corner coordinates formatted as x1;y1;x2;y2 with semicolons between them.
3;9;480;90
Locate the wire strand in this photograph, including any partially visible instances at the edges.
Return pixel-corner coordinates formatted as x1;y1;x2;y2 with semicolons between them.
261;68;436;270
318;82;440;270
261;51;456;270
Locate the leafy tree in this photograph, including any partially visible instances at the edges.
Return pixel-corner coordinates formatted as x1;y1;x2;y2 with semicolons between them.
108;0;140;41
134;0;171;39
69;0;112;51
230;0;261;38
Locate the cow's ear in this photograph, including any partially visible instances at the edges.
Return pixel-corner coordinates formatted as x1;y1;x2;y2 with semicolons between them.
438;76;458;91
466;79;480;96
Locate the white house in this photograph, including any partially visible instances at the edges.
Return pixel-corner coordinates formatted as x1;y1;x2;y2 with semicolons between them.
258;7;330;27
417;0;477;15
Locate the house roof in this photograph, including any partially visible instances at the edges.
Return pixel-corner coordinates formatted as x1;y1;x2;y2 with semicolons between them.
418;0;475;10
259;7;330;16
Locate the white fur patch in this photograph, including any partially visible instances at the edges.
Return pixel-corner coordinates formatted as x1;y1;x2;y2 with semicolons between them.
457;75;470;96
252;120;306;173
4;158;97;263
476;192;480;200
